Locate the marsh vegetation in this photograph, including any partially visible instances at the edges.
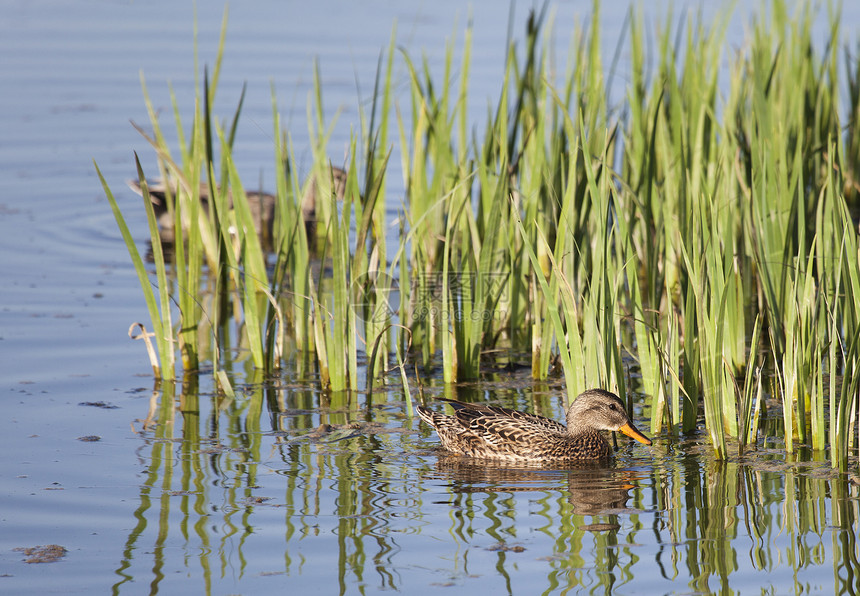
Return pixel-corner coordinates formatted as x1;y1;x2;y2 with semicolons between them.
98;1;860;466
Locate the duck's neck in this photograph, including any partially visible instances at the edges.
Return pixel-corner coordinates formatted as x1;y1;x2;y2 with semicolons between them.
565;421;603;439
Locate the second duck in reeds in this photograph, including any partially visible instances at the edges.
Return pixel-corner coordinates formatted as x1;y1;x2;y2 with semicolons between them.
417;389;652;463
127;165;347;248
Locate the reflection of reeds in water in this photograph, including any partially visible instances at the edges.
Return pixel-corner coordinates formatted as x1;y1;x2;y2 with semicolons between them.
646;438;860;592
115;376;860;593
421;450;652;590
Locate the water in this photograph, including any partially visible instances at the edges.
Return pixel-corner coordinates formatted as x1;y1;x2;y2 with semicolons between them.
2;0;860;594
8;375;860;594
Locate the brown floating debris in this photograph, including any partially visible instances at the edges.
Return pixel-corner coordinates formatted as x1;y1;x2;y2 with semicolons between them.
14;545;68;564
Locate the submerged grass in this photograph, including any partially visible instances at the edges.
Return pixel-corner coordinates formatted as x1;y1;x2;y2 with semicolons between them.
99;1;860;465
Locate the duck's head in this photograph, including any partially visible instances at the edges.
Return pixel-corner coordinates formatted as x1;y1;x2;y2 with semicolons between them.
566;389;652;445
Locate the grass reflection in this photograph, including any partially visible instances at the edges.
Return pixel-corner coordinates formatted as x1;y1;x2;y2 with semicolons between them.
111;377;860;594
647;451;860;594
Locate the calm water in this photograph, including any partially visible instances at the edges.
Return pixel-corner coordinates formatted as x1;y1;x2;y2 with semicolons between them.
3;1;860;594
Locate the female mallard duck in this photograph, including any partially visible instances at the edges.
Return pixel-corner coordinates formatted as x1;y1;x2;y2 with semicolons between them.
417;389;651;462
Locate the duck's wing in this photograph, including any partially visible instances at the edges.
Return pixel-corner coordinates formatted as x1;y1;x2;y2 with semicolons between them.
439;398;568;434
419;400;583;460
454;408;571;457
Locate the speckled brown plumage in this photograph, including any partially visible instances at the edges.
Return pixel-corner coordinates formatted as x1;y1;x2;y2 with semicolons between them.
417;389;652;462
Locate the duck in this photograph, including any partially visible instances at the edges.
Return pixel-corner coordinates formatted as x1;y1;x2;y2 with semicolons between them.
416;389;652;462
127;165;347;246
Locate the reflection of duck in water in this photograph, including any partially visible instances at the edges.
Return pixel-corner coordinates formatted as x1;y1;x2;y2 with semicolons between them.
431;453;641;516
127;165;347;247
417;389;651;463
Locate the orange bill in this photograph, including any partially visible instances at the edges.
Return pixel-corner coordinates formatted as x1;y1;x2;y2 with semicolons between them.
618;423;652;446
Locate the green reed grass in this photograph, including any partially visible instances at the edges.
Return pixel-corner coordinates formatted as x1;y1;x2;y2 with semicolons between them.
270;107;312;363
98;158;173;379
100;1;860;466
